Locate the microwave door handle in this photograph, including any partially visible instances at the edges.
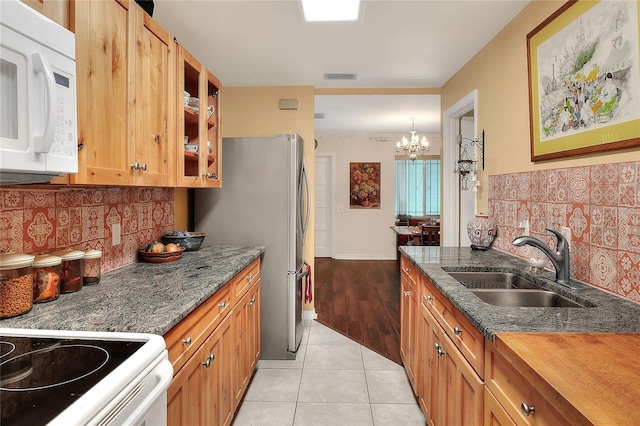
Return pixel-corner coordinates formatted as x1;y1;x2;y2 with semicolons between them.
32;53;57;154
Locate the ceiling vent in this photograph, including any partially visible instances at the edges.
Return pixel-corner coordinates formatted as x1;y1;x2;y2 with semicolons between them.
314;113;325;119
324;73;357;80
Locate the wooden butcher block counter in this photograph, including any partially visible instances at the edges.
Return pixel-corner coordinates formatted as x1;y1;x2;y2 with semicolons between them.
490;333;640;425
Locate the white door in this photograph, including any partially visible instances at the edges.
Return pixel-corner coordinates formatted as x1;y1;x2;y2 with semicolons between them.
314;155;333;257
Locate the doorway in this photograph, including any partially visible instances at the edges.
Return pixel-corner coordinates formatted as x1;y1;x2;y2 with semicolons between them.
314;154;334;257
442;90;478;246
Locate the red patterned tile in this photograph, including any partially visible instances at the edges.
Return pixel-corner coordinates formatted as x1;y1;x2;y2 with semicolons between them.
56;226;69;247
568;204;588;242
618;207;640;254
82;206;105;241
571;241;589;282
152;201;165;226
504;201;518;228
69;225;82;245
567;167;589;203
122;203;139;235
589;247;617;292
139;188;153;202
24;190;56;209
139;202;153;229
123;234;138;265
546;203;567;230
618;251;640;302
531;170;546;202
105;188;123;204
619;162;638;207
0;209;24;252
24;208;56;252
3;190;24;209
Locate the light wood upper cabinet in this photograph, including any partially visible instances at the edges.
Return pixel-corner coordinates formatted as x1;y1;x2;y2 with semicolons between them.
176;45;222;188
71;0;174;186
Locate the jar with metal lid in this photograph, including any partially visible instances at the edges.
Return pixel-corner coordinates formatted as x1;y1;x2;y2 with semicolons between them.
83;249;102;285
51;249;84;293
0;253;35;318
32;254;62;303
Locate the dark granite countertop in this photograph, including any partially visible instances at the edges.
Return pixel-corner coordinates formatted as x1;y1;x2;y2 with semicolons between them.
401;246;640;340
1;245;264;336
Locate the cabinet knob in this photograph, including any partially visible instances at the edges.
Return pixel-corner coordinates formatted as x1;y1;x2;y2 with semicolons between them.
154;134;160;143
426;295;433;302
403;267;410;273
131;162;140;170
141;163;148;171
520;402;535;416
246;274;254;281
202;353;215;368
218;301;227;309
453;327;462;335
182;337;192;346
434;343;445;357
403;291;411;297
248;298;256;307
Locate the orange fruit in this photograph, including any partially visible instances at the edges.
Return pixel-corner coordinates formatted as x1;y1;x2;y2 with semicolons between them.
165;243;181;252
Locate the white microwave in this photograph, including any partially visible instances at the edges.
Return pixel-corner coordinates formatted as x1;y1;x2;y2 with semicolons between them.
0;0;77;184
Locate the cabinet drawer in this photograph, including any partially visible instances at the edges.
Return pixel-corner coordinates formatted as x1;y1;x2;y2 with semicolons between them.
485;344;570;426
422;276;484;378
231;258;261;303
400;255;421;288
164;284;232;373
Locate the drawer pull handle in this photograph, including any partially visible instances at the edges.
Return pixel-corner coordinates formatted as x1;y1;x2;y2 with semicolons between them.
403;267;410;273
403;291;410;297
202;353;215;368
434;343;445;357
453;327;462;335
218;301;227;309
520;402;535;416
426;295;433;302
182;337;192;346
246;274;254;281
248;298;256;307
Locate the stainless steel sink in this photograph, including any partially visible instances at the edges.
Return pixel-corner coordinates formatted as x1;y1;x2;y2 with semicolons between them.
470;288;586;308
445;270;591;308
446;271;539;289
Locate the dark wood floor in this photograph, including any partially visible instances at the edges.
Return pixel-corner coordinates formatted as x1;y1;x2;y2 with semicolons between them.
314;257;402;365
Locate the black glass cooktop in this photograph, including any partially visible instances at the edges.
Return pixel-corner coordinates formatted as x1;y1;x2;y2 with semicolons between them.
0;335;144;426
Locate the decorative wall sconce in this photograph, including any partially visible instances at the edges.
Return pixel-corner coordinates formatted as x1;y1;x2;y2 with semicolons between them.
454;130;485;190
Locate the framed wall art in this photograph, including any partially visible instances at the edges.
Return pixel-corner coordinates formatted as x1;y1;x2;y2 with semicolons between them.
527;0;640;161
349;162;380;209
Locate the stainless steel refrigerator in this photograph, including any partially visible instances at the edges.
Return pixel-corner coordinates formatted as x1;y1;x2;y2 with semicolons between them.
194;134;310;359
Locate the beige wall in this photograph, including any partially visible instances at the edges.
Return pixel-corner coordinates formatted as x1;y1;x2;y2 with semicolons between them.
441;0;640;213
221;86;316;311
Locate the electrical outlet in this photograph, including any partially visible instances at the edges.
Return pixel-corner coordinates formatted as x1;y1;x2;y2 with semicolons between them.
560;226;571;250
112;223;121;246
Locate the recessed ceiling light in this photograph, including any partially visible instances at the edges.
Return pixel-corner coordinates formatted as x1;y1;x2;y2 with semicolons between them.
301;0;360;22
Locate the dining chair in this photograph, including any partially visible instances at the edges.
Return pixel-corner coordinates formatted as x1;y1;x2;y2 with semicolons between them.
421;224;440;246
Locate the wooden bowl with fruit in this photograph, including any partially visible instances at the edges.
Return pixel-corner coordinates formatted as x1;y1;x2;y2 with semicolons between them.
139;241;185;263
161;231;206;252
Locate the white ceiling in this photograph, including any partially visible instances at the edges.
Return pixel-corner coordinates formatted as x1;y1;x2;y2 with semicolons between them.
153;0;529;134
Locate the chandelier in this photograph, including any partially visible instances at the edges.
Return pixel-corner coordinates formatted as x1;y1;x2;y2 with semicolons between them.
454;130;485;191
396;118;429;161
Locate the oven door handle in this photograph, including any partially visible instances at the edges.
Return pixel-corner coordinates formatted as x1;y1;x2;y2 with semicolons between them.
117;359;173;424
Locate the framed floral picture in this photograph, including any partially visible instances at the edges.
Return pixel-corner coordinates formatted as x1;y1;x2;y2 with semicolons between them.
527;0;640;161
349;162;380;209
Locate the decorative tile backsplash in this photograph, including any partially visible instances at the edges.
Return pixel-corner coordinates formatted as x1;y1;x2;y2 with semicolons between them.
489;161;640;302
0;187;174;273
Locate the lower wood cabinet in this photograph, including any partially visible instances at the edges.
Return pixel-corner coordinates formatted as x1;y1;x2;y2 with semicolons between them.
165;258;261;426
418;302;484;426
485;343;570;426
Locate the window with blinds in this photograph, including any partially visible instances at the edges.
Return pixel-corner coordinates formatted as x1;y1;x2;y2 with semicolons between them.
395;159;440;216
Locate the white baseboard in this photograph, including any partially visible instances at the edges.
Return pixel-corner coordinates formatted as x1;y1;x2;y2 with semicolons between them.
302;310;317;320
333;254;396;260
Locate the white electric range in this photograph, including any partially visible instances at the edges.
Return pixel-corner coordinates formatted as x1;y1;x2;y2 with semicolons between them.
0;328;173;426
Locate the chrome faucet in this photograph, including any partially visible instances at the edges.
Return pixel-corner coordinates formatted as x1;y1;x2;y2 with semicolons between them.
512;228;571;285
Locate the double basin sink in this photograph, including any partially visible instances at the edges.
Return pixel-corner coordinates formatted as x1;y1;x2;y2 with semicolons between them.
446;271;594;308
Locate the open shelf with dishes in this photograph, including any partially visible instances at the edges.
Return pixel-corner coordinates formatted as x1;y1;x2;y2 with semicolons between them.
176;43;222;187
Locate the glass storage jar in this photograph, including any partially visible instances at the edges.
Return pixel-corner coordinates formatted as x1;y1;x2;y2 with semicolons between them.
32;254;62;303
51;249;85;293
0;253;35;318
83;249;102;285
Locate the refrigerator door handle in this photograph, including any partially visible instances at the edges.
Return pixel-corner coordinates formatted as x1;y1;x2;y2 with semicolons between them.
299;159;310;243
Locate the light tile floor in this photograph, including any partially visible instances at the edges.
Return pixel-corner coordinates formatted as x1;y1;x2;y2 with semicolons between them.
233;320;426;426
